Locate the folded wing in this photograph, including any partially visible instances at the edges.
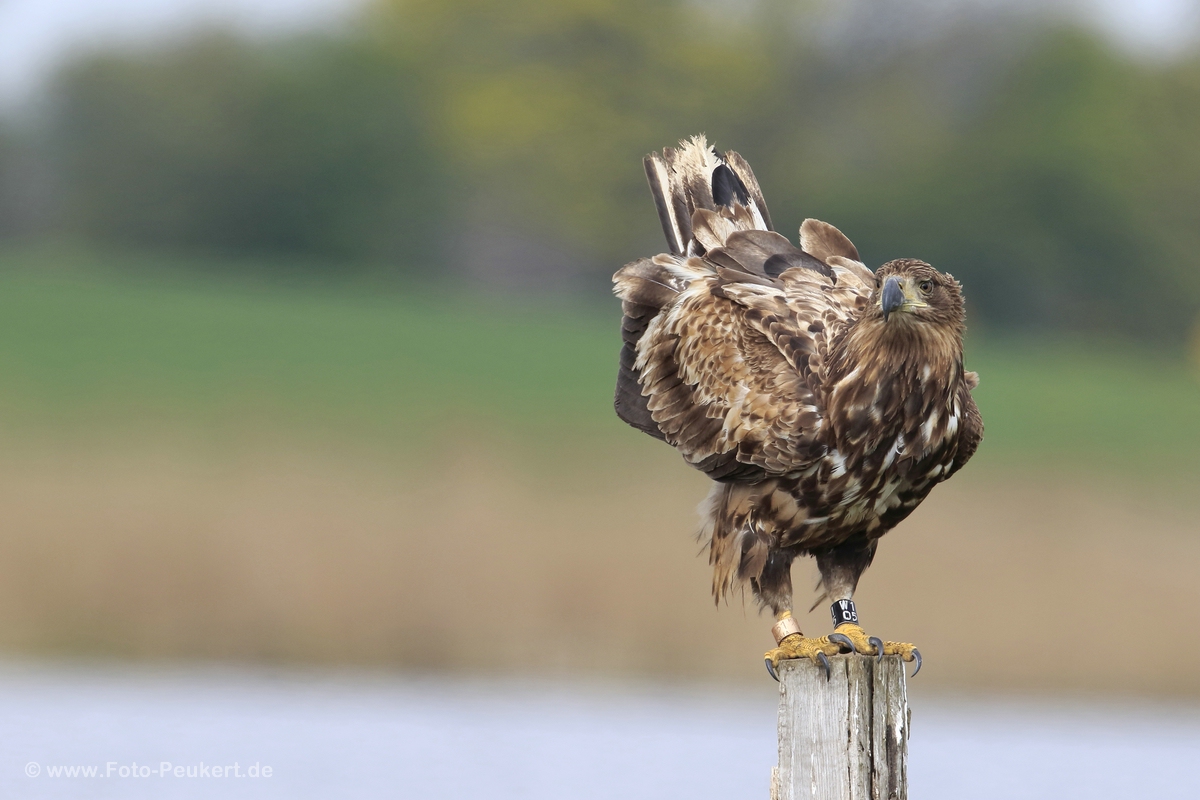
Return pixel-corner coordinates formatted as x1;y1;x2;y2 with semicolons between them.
614;136;875;481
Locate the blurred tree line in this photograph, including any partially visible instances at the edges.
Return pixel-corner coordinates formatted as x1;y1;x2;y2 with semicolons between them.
0;0;1197;342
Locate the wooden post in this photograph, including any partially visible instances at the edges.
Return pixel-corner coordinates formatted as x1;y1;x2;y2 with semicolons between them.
770;655;909;800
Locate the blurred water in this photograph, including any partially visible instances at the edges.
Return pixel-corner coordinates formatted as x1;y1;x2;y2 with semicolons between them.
3;662;1198;799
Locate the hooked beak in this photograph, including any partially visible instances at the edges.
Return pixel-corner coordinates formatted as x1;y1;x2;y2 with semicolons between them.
881;276;905;322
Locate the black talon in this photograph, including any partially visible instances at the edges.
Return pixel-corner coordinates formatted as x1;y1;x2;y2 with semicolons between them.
910;649;922;677
869;637;884;663
828;633;855;654
817;652;831;681
765;658;780;682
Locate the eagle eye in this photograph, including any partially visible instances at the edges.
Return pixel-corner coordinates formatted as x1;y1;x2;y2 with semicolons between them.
918;280;933;294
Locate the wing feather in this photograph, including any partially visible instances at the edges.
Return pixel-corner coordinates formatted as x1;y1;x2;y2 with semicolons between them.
615;248;871;479
945;382;983;479
615;137;876;480
800;218;860;264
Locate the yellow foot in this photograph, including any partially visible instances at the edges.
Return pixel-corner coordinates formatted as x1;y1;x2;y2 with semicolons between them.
764;634;845;682
831;623;922;675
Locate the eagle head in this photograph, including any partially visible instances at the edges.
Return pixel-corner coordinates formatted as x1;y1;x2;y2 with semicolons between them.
826;257;972;452
871;258;965;334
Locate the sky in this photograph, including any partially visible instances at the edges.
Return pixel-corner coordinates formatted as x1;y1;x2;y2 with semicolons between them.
0;0;1195;110
1081;0;1200;53
0;0;366;108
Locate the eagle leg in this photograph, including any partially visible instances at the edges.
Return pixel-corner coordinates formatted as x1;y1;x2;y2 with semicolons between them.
815;540;923;675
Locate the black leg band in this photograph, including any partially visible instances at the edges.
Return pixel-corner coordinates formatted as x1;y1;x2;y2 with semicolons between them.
831;599;859;628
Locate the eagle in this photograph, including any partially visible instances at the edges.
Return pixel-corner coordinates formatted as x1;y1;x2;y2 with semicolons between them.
612;136;982;680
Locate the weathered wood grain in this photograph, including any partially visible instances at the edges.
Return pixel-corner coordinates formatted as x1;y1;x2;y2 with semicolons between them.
772;655;908;800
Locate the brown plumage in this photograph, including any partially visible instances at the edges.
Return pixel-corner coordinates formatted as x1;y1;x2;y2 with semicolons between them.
613;136;983;645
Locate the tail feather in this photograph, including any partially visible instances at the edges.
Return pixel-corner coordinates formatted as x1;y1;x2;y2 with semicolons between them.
690;208;738;253
724;151;773;232
702;481;772;604
643;134;774;258
643;153;689;256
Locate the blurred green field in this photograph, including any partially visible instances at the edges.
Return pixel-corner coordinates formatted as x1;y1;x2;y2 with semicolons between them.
0;247;1198;693
0;247;1196;481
